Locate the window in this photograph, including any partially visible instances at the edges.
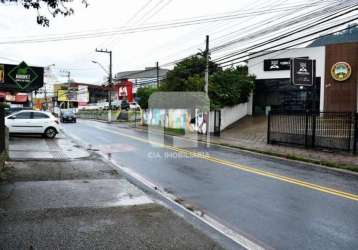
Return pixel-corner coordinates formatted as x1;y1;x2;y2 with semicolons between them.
12;112;31;119
32;112;49;119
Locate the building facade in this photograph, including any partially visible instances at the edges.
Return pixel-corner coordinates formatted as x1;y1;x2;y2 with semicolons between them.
248;42;358;114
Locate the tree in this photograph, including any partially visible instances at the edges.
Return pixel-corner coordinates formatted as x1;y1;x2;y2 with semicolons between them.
159;55;255;109
160;54;219;92
0;0;89;26
136;86;158;110
209;66;255;109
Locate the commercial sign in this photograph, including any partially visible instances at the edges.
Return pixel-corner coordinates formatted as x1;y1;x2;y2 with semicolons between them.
57;89;68;102
264;58;291;71
0;61;44;91
77;85;89;103
290;58;314;86
117;80;134;102
331;62;352;82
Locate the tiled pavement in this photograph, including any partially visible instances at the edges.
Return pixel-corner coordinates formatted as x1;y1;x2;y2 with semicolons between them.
8;133;90;160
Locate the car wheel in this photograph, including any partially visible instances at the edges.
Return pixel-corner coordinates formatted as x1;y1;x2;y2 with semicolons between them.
44;127;57;139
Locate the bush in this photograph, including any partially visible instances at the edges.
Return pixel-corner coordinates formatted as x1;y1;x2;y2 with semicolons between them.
209;66;255;109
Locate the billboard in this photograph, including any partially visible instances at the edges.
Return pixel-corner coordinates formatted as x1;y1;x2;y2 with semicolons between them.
0;61;44;92
77;85;89;103
57;89;68;102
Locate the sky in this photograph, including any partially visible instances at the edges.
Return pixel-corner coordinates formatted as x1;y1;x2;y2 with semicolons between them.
0;0;354;85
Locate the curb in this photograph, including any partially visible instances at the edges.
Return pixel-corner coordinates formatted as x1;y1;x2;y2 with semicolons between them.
132;125;358;177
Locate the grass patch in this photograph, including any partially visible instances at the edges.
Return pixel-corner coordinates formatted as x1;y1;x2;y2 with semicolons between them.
164;127;185;136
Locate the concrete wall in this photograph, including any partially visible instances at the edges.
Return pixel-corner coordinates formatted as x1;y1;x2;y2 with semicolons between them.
209;101;250;132
248;47;326;111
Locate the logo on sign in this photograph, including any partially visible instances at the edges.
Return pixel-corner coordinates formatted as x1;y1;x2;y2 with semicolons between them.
298;62;309;75
270;60;279;70
8;61;39;90
331;62;351;82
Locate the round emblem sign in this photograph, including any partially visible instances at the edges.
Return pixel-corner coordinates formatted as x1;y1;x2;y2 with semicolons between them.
331;62;352;82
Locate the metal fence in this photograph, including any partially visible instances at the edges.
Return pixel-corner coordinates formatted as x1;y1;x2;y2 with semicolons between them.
268;111;357;153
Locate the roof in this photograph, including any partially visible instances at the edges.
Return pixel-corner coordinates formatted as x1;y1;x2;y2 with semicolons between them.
115;68;169;80
308;26;358;47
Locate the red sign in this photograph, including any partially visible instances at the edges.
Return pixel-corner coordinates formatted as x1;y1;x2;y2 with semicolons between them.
117;80;133;102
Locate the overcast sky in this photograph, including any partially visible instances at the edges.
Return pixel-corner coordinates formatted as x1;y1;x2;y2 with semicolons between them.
0;0;352;84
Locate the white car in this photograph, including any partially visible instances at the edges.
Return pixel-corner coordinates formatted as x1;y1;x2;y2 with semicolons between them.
5;110;61;139
129;102;141;110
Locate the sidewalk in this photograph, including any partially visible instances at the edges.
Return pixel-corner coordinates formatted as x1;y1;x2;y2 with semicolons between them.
0;135;224;250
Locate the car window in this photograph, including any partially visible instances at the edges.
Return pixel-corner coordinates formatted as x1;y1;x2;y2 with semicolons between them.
33;112;50;119
12;112;32;119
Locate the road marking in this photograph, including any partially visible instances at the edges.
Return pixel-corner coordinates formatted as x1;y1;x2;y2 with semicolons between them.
101;154;266;250
81;122;358;202
64;126;265;250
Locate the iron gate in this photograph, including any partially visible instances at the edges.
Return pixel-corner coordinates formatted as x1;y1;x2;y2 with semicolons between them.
268;111;356;152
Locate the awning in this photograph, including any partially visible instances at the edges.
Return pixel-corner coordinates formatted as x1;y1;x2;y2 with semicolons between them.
15;94;28;103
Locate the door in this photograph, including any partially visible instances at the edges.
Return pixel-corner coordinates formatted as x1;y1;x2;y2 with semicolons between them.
31;112;50;133
6;111;33;133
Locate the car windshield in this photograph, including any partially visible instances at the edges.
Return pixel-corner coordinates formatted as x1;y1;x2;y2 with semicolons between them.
63;112;74;116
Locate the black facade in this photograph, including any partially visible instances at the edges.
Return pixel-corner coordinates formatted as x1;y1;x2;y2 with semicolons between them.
253;78;320;114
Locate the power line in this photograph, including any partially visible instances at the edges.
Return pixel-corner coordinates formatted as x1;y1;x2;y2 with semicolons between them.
218;23;358;67
156;0;351;67
0;1;339;45
213;6;358;63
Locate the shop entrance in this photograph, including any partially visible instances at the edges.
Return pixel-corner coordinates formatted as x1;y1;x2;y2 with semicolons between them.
253;78;320;115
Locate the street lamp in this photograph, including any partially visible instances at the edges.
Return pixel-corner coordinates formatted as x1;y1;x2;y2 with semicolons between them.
92;60;109;75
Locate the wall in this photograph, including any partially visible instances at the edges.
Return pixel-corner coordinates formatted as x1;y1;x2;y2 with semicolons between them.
143;101;251;134
324;43;358;112
209;101;250;132
248;47;326;111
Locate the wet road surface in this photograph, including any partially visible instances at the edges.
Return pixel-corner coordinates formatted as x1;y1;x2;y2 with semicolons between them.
63;120;358;250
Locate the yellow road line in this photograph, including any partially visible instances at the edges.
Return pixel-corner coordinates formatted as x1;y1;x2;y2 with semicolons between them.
94;125;358;202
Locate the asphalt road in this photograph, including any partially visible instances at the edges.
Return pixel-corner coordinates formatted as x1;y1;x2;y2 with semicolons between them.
63;119;358;250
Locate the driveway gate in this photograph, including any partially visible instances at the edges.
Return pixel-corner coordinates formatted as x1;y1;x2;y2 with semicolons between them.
268;111;356;152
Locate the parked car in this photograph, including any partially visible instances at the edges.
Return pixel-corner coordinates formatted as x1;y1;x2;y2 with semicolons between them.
129;102;141;110
6;107;32;115
5;110;60;139
60;111;77;123
121;100;130;110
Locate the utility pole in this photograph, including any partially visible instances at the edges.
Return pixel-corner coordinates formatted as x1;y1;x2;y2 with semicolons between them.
156;61;160;87
95;48;113;122
204;35;210;144
60;70;71;84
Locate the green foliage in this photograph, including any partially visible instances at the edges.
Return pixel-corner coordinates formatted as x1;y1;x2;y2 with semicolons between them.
0;0;89;26
160;54;219;92
159;54;255;109
136;86;158;110
0;102;10;109
209;66;255;109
